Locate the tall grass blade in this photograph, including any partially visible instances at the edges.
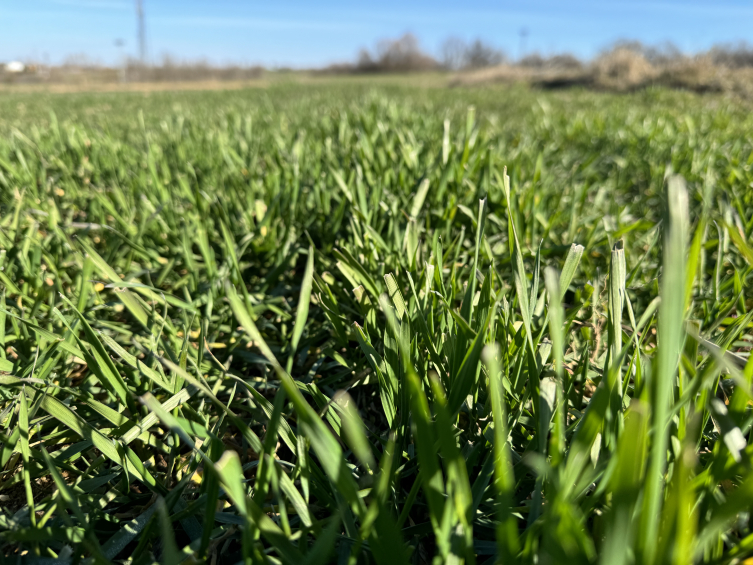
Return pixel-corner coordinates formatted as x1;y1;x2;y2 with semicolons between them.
638;175;689;565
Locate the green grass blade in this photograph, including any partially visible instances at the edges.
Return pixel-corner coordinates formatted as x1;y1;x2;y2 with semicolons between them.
482;344;520;560
638;175;689;565
334;391;376;471
405;368;447;553
55;297;130;408
156;498;182;565
288;245;315;372
559;243;585;300
215;450;305;562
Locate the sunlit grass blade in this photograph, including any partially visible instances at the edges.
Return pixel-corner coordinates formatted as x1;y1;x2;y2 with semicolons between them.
333;390;375;471
600;402;648;565
544;267;566;465
502;169;535;355
559;243;584;300
638;175;689;565
55;296;130;408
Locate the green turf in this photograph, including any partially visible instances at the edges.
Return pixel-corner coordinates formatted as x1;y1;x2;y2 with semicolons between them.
1;82;752;564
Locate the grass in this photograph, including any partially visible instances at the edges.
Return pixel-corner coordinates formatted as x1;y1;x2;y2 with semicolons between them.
0;82;752;564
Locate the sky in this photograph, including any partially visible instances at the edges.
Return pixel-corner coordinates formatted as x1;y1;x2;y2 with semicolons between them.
1;0;752;67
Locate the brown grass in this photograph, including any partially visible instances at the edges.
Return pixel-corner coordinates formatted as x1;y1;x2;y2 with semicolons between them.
0;71;451;95
0;78;269;95
452;48;753;98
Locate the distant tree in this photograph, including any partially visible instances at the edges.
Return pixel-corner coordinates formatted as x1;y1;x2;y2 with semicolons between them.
440;37;505;70
441;37;468;70
518;53;545;68
464;39;505;69
377;33;436;71
546;54;582;69
708;42;753;68
357;33;437;72
357;49;376;71
61;53;98;68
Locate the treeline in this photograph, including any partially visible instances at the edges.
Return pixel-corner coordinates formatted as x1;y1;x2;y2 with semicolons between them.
322;34;753;74
123;57;264;82
6;35;753;90
323;33;507;73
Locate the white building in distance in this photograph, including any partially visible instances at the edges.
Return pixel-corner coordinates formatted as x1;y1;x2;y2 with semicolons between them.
4;62;26;73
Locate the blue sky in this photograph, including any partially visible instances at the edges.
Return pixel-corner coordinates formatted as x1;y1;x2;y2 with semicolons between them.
1;0;751;67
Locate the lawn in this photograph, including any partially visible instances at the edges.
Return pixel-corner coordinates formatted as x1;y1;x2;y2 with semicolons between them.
1;81;752;564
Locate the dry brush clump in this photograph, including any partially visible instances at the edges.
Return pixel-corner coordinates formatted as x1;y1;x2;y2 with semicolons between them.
590;47;659;89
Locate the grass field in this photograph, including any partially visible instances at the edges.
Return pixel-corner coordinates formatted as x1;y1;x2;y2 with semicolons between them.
1;82;752;564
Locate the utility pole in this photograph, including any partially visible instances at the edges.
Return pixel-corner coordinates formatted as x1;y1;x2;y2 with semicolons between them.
136;0;146;64
518;27;529;62
115;39;126;82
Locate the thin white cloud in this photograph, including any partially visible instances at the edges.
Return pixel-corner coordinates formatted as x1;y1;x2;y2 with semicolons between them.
49;0;130;9
152;15;356;32
537;0;753;17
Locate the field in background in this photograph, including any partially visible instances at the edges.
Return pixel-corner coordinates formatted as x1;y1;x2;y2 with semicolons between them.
6;41;753;100
0;73;452;97
0;83;752;564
